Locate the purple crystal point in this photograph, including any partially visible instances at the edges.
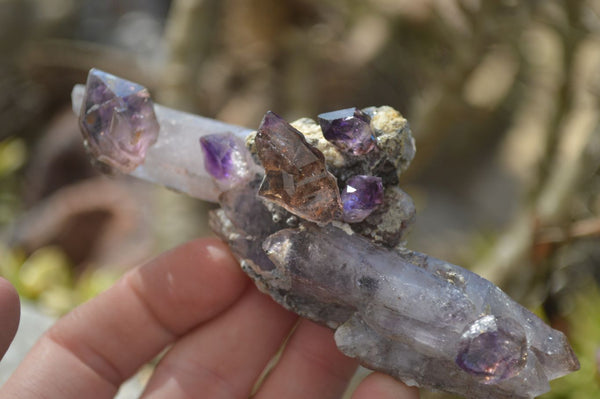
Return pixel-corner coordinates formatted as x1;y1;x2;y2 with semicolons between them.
200;132;254;190
318;107;376;155
79;68;159;172
256;111;342;224
456;315;528;383
341;175;384;223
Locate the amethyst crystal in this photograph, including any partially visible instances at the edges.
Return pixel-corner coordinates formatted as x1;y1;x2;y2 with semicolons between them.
318;107;376;155
200;132;255;191
79;69;159;172
341;175;384;223
456;315;528;383
255;111;342;224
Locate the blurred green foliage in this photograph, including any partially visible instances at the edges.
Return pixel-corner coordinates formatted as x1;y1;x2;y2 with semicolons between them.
0;138;26;177
1;135;122;316
0;137;26;226
0;244;120;315
542;284;600;398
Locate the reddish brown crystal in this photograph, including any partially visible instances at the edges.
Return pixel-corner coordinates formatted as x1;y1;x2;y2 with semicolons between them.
255;111;342;224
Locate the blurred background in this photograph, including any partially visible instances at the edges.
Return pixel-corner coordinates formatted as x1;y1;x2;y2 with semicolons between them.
0;0;599;397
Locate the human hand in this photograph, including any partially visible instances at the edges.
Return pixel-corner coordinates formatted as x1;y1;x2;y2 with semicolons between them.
0;238;419;399
0;277;19;362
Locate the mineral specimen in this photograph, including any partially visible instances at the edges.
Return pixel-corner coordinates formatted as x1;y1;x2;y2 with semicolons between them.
79;69;159;172
72;69;579;399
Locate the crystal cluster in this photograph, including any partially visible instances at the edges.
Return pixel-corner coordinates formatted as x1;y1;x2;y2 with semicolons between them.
208;109;579;398
73;70;579;399
79;69;159;172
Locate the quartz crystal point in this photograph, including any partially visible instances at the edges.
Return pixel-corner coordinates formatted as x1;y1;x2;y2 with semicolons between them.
72;71;579;399
318;107;376;155
200;132;256;191
79;69;159;172
255;111;342;224
341;175;384;223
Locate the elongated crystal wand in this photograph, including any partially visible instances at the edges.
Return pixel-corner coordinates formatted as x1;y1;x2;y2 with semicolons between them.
73;69;579;399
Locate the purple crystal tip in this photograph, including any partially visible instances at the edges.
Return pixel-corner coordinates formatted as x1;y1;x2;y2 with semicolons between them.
456;315;528;383
200;132;254;190
318;107;376;155
341;175;384;223
79;68;159;172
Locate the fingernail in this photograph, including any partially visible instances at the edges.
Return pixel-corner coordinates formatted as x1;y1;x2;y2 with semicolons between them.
206;242;237;267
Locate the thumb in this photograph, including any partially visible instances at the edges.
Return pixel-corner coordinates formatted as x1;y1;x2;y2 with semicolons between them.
0;277;20;361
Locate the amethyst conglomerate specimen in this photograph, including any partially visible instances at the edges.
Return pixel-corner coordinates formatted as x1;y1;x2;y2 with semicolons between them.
255;111;342;224
318;107;376;155
71;69;579;399
341;175;384;223
200;132;255;191
79;69;159;172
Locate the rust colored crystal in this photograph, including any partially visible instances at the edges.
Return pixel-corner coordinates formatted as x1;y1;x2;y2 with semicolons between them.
255;111;341;224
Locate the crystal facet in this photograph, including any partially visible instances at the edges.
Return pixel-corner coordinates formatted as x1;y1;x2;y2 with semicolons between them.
200;132;255;191
79;69;159;172
341;175;384;223
255;111;342;224
318;107;376;155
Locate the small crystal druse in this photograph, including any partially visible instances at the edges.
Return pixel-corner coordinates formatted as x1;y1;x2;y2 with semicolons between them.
74;70;579;399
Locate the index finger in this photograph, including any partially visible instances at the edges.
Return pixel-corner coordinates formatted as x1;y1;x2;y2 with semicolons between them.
0;238;248;399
